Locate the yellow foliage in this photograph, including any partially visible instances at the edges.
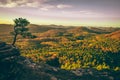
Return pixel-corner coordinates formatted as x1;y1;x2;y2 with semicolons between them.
41;41;59;47
96;63;110;70
114;67;120;71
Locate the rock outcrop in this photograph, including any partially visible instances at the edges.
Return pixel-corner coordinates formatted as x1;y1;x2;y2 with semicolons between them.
0;41;20;60
0;41;120;80
0;56;80;80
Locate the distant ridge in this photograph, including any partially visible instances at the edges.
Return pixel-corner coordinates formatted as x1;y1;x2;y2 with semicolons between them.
0;24;120;34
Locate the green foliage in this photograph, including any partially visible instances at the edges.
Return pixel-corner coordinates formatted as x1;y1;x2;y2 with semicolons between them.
20;36;120;70
13;18;30;35
11;18;36;46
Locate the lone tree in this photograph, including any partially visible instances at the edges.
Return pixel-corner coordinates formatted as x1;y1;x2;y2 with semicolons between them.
11;18;35;46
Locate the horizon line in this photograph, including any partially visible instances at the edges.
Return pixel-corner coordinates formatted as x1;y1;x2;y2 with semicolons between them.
0;23;120;28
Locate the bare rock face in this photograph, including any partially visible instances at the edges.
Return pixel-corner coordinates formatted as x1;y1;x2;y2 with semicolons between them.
0;41;20;60
0;56;80;80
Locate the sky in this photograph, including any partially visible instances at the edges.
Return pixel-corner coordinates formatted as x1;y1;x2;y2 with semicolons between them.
0;0;120;27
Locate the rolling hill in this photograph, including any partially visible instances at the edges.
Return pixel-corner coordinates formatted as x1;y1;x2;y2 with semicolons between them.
105;30;120;39
0;24;120;34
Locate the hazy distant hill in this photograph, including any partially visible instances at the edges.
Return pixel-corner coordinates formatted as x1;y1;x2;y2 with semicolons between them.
88;27;120;34
28;24;56;33
28;24;71;33
0;24;120;35
0;24;66;33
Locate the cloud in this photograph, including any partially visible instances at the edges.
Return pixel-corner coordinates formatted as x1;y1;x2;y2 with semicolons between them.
57;4;72;9
40;4;73;11
20;1;40;7
0;0;27;7
62;10;95;15
61;10;103;18
40;5;55;11
0;0;72;11
78;11;96;15
0;1;17;8
11;0;28;4
0;0;48;8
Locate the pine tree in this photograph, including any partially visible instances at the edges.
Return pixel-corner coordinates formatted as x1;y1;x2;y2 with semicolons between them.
11;18;34;46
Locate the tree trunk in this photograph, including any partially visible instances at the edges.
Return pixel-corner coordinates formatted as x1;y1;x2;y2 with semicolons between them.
12;33;17;46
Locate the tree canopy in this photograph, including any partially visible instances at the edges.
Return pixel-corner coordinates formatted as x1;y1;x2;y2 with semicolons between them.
11;18;35;46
